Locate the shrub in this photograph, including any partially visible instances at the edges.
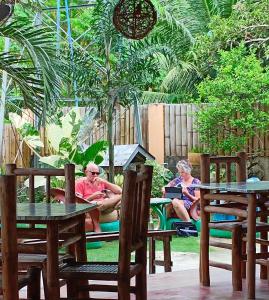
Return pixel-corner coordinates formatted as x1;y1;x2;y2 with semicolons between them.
145;160;173;197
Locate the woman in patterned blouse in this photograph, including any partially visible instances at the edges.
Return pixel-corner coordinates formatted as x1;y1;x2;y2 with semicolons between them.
166;160;200;222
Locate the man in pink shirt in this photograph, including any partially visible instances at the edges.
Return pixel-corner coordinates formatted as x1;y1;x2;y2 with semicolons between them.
75;162;122;223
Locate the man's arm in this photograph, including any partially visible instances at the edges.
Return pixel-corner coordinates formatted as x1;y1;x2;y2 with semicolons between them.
94;177;122;194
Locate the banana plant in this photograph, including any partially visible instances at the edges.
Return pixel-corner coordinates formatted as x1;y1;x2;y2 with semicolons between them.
9;108;108;174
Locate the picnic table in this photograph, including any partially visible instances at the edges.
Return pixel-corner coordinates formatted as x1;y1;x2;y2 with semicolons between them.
150;198;172;230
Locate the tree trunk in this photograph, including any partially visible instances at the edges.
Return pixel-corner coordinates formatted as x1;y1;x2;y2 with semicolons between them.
107;101;114;183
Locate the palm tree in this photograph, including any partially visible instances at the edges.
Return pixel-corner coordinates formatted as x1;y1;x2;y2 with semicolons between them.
0;5;68;165
0;20;65;116
73;0;172;181
141;0;239;103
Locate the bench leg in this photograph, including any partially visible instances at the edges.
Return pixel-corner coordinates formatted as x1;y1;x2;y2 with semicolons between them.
149;237;156;274
163;236;172;272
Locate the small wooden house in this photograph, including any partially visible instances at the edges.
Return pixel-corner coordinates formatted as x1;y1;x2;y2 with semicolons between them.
99;144;155;174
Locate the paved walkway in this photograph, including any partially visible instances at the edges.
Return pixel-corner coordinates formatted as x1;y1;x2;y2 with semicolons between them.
154;238;232;273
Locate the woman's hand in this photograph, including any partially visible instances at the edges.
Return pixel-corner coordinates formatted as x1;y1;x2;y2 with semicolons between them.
182;187;190;197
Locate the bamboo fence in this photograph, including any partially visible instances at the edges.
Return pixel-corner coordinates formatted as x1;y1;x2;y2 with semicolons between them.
1;104;269;168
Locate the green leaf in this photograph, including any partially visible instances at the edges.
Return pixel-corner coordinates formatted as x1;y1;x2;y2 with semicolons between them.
83;140;108;167
39;155;61;168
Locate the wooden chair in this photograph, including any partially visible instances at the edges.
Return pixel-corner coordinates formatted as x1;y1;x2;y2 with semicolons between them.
4;163;76;298
59;165;153;299
200;152;269;291
0;174;41;300
200;152;247;291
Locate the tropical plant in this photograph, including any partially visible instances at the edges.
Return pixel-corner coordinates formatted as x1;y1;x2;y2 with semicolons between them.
195;45;269;153
72;0;172;181
145;159;173;197
114;174;124;188
9;108;108;173
141;0;239;103
0;17;66;116
193;0;269;79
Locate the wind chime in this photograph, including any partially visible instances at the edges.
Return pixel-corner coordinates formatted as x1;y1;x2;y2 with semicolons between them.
0;0;14;25
113;0;157;40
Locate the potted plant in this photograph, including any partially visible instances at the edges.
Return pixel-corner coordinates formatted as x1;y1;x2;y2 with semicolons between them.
187;147;204;166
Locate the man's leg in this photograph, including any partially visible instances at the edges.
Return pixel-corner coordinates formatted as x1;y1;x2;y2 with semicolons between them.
98;194;121;223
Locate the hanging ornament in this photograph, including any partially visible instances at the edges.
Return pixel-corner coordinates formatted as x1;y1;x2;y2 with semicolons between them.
0;1;14;25
113;0;157;40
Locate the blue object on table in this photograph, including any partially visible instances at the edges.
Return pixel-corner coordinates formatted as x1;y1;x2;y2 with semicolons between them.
247;177;260;182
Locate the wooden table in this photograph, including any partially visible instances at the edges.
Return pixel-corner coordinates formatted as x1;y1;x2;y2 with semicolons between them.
13;203;97;300
195;181;269;299
150;198;171;229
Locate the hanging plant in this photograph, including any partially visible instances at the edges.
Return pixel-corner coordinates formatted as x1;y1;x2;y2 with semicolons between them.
113;0;157;40
0;1;15;25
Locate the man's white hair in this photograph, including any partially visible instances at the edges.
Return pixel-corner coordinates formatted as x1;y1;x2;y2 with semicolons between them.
86;162;99;170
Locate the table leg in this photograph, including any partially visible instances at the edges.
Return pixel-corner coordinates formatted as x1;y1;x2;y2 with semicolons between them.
247;194;256;299
152;206;166;230
162;204;168;230
200;189;210;286
75;215;89;299
75;215;87;261
47;222;60;300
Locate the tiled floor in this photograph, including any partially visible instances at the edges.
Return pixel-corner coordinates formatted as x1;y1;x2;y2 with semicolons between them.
20;267;269;299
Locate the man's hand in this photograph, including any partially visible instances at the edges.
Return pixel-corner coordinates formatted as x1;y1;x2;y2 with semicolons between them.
92;177;107;185
89;191;105;200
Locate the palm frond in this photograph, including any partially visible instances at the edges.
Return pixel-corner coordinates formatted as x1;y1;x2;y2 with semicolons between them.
0;20;67;115
141;91;177;104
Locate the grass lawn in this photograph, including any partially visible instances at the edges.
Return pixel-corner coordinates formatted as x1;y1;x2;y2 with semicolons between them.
87;236;200;262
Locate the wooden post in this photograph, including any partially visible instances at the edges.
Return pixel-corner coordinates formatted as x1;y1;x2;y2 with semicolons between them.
236;152;247;182
148;104;164;164
65;163;75;204
200;154;210;183
200;188;210;286
5;163;16;175
0;175;19;300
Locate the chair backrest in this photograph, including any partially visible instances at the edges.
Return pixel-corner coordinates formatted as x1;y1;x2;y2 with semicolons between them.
5;163;75;203
0;174;19;299
200;152;247;184
118;165;153;274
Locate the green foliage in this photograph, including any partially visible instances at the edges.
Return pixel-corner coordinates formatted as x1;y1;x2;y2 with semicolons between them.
195;45;269;153
0;17;67;116
188;146;204;153
17;186;45;203
9;109;108;172
193;0;269;78
145;160;173;197
114;174;124;188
